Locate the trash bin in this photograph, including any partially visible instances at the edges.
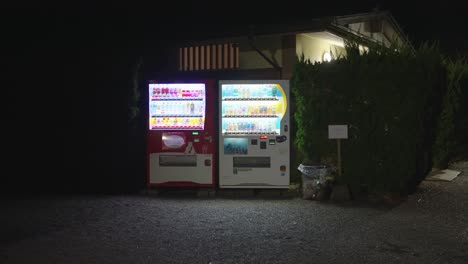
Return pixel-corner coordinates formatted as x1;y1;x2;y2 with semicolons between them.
298;164;329;200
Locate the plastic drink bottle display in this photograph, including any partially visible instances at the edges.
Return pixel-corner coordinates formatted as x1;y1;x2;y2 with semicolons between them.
190;102;195;114
172;102;177;115
198;102;203;114
166;102;171;115
159;102;164;114
174;102;179;115
149;103;155;115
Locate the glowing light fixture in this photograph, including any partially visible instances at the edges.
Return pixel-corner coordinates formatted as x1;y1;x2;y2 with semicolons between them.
322;51;332;62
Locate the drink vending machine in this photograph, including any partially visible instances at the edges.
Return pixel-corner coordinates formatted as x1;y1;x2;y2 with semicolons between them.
218;80;290;188
147;80;216;187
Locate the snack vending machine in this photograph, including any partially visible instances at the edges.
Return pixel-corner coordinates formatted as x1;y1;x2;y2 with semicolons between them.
218;80;290;188
147;80;216;187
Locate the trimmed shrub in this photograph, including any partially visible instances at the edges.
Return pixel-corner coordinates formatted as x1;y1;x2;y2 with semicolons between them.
433;58;468;168
292;41;445;195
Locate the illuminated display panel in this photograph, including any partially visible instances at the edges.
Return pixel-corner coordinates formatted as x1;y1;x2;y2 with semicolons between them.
221;84;286;135
149;83;206;130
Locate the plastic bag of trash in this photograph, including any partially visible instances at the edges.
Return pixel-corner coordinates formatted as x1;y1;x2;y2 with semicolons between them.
298;164;328;200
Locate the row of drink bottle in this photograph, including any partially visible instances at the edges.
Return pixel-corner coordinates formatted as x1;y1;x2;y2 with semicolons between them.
224;120;276;133
152;87;204;98
223;104;279;116
151;117;204;128
222;85;278;98
150;101;204;116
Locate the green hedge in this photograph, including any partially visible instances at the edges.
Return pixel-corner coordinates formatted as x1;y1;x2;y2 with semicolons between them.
432;58;468;168
291;41;446;195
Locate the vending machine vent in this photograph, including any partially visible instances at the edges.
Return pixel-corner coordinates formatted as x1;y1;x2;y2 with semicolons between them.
233;157;271;168
159;155;197;167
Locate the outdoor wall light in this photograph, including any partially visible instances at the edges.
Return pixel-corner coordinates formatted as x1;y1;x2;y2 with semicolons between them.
322;51;332;62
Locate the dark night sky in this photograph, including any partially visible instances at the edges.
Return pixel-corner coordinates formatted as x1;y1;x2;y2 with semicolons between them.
4;2;467;74
4;1;468;53
3;1;467;194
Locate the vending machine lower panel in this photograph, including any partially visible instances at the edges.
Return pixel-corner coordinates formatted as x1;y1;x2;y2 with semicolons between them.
219;154;289;189
149;153;214;187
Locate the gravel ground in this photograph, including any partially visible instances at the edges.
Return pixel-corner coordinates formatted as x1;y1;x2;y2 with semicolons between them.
1;165;467;264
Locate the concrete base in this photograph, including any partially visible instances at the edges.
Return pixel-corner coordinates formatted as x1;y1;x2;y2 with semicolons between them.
196;189;216;198
215;189;298;199
140;187;299;199
215;189;255;198
255;189;283;198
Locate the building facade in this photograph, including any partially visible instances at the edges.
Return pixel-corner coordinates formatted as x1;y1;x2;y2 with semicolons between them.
168;10;411;80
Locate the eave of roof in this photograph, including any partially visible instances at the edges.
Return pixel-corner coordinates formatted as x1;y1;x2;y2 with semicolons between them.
178;18;330;46
177;9;414;52
333;10;414;51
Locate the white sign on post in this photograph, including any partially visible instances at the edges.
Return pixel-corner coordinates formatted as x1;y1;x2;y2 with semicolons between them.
328;125;348;139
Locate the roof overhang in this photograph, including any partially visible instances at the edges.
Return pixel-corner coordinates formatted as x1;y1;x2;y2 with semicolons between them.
176;10;414;53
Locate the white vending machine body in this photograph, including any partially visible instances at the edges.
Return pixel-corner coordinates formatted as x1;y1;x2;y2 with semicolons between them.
218;80;290;188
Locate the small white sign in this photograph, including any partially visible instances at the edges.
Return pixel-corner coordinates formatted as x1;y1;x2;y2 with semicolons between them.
328;125;348;139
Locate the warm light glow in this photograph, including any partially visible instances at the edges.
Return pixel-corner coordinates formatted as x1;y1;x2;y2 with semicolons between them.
323;51;332;62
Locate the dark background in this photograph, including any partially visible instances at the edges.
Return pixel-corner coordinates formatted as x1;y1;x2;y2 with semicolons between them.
3;1;467;195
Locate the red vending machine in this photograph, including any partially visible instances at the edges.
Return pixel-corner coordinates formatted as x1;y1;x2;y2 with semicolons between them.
147;80;216;188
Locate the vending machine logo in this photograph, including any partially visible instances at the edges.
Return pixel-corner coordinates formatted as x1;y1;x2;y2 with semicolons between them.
162;132;186;150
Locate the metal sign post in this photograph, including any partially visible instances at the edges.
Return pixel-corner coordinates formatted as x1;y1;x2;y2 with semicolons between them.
328;125;348;177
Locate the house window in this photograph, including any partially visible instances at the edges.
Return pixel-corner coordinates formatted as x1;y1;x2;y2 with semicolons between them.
179;43;239;71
